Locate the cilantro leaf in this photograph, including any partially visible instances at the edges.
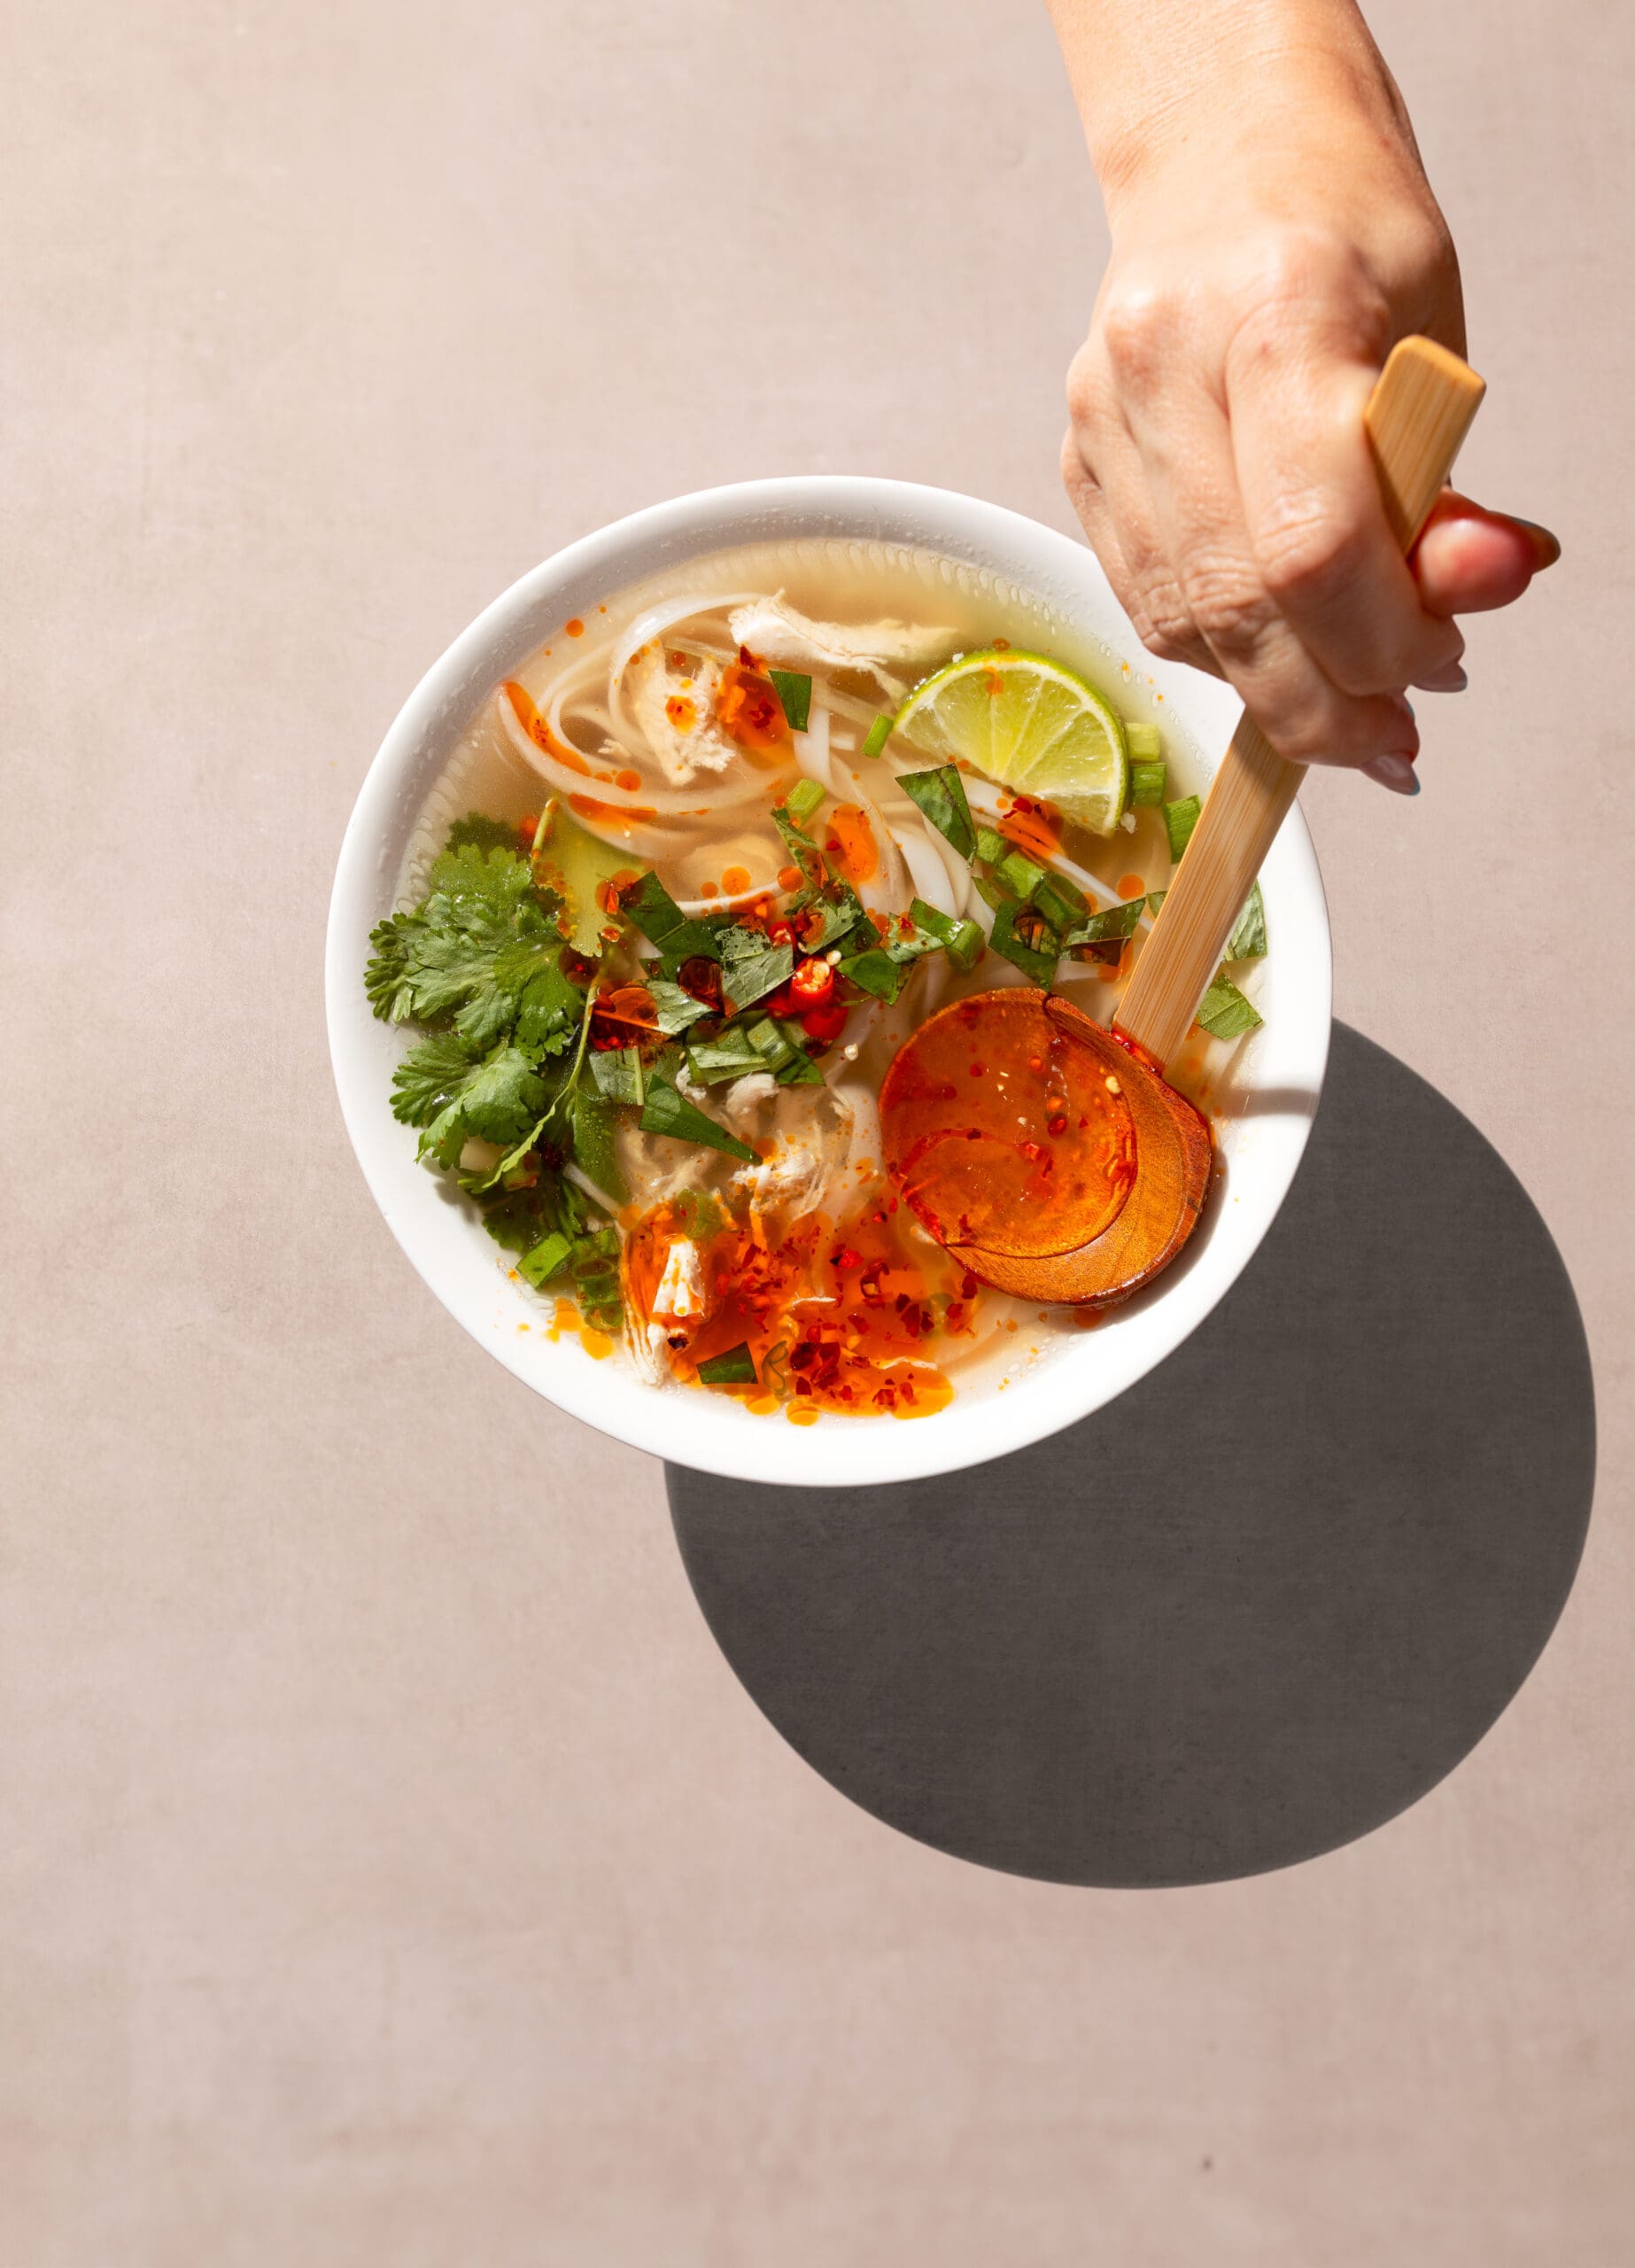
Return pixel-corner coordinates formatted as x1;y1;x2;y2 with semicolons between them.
390;1031;481;1126
446;812;523;856
364;912;423;1023
397;1039;550;1169
639;1078;758;1162
899;766;976;860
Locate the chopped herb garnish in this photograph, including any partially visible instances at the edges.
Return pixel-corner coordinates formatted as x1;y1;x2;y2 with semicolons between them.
624;870;720;960
391;1036;550;1169
1125;721;1163;759
786;776;825;827
647;977;714;1036
697;1343;758;1386
639;1077;758;1161
1032;872;1088;932
589;1045;647;1106
717;924;795;1013
988;901;1061;988
1129;759;1167;806
972;870;1015;914
997;848;1046;902
767;669;812;734
861;713;894;759
772;804;826;889
446;812;523;856
569;1087;625;1200
1164;795;1202;863
838;946;906;1003
909;897;984;974
686;1016;795;1084
1063;898;1146;948
518;1230;572;1288
973;825;1009;865
899;765;976;860
1226;880;1267;960
1195;971;1262;1039
1146;887;1166;917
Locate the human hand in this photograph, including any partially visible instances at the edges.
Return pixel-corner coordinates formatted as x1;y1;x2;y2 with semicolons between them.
1051;2;1559;791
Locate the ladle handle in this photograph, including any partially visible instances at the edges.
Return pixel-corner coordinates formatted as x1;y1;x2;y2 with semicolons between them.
1114;336;1487;1069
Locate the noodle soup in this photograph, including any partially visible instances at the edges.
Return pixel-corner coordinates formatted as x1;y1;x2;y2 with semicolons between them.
366;538;1268;1425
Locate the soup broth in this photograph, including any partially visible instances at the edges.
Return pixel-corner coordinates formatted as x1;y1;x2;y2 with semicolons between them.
371;539;1266;1422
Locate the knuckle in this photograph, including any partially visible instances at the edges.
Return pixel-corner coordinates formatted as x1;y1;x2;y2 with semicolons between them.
1096;286;1173;385
1178;555;1276;659
1253;501;1368;610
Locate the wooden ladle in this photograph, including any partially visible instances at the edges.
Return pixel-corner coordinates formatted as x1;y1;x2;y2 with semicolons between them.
880;337;1487;1308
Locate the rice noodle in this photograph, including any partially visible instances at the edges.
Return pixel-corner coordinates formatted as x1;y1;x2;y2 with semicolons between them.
793;705;839;797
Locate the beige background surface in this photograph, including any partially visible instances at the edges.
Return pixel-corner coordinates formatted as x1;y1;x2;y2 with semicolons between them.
5;3;1631;2262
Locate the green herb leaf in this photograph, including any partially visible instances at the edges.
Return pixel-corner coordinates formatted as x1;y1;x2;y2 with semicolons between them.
589;1046;646;1106
861;713;894;759
401;1040;550;1169
988;901;1061;989
518;1230;573;1288
624;871;720;960
1129;758;1167;807
838;946;906;1003
1064;898;1146;948
717;925;795;1013
647;978;715;1036
446;812;523;856
767;669;812;734
570;1087;626;1199
697;1343;758;1386
1195;971;1262;1039
1226;880;1267;960
899;766;976;860
639;1078;758;1162
772;805;826;889
786;776;825;827
1146;888;1166;917
686;1019;789;1084
1164;796;1202;863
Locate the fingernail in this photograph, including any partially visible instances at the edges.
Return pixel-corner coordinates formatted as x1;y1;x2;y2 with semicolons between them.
1509;517;1562;569
1415;663;1468;693
1362;752;1421;796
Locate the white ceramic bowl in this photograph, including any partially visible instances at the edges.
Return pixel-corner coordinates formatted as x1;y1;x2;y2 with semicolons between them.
327;479;1330;1487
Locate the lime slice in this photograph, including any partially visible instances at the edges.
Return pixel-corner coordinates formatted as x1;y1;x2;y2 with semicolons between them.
893;649;1130;835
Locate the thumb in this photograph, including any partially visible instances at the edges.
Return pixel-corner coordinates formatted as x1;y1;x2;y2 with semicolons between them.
1412;492;1561;617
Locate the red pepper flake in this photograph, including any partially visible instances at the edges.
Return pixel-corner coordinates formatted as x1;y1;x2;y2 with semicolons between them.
1048;1115;1067;1138
969;1064;985;1078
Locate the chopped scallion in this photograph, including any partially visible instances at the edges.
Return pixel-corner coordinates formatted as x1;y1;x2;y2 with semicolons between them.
988;901;1060;988
1126;721;1163;758
786;776;825;828
697;1343;758;1386
860;713;894;759
1130;759;1167;806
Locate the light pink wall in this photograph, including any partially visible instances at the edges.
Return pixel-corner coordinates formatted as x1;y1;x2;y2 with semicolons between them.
4;3;1630;2261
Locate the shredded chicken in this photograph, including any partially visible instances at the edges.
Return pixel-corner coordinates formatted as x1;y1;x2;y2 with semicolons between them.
622;646;740;786
728;595;957;699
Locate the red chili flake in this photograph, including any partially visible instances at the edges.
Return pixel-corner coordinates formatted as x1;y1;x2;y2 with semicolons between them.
960;1272;979;1299
1048;1114;1067;1138
969;1064;985;1078
1079;1114;1090;1129
1019;1140;1048;1164
833;1247;864;1271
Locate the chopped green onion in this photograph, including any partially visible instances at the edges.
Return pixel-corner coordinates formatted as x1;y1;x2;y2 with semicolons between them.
1195;971;1262;1039
972;871;1014;914
861;712;894;759
988;901;1060;988
1032;872;1089;932
786;776;825;828
697;1343;758;1386
639;1078;758;1161
1130;759;1167;807
898;765;977;861
518;1230;572;1289
1164;795;1202;863
973;824;1009;865
997;848;1046;901
909;897;984;974
1226;880;1267;960
1126;721;1163;758
767;669;812;734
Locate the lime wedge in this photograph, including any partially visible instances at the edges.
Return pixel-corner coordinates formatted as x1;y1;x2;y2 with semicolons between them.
893;649;1130;835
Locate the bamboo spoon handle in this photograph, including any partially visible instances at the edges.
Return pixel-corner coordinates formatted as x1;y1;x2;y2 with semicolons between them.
1114;336;1487;1068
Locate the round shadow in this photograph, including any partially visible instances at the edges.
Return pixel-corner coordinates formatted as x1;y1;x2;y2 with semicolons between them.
667;1026;1596;1886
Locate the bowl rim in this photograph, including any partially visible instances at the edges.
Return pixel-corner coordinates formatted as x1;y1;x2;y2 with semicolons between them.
326;475;1332;1487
